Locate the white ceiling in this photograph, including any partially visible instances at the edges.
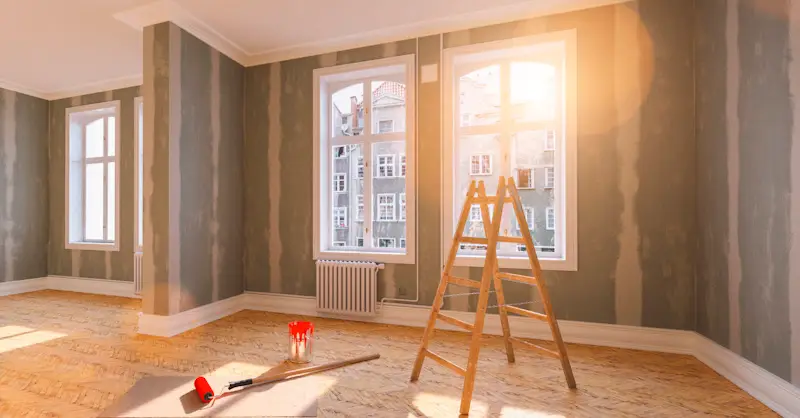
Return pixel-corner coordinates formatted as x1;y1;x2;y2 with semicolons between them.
0;0;623;100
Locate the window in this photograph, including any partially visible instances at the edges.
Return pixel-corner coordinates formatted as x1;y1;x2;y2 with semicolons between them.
443;30;577;270
470;154;492;175
470;205;482;222
65;101;121;250
332;241;346;247
133;97;143;251
341;116;348;125
333;173;347;192
519;207;534;231
314;55;415;263
400;238;406;248
356;195;364;221
377;154;395;178
333;207;348;228
545;130;556;151
517;168;533;189
377;120;394;133
378;238;396;248
377;193;396;221
400;193;406;221
545;167;555;189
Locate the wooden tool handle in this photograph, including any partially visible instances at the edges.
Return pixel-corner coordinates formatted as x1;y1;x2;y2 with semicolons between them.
245;353;380;387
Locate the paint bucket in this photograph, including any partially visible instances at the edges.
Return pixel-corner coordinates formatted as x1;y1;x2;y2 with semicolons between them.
288;321;314;363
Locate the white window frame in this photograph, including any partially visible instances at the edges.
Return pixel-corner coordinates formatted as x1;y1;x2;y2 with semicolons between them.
545;130;556;151
377;120;394;133
547;207;556;230
545;166;555;189
313;55;416;264
517;168;534;189
400;154;406;177
376;154;396;178
469;154;492;175
520;206;534;231
399;193;406;221
65;100;121;251
377;193;396;221
333;207;348;229
133;97;143;252
442;30;577;271
356;194;364;221
333;173;347;192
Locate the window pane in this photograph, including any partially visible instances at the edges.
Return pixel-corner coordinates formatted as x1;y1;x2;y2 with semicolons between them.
107;116;116;156
85;163;104;240
510;62;557;124
85;118;104;158
107;162;115;241
330;144;364;249
138;107;144;248
332;84;364;137
371;81;406;134
372;141;405;252
459;65;500;127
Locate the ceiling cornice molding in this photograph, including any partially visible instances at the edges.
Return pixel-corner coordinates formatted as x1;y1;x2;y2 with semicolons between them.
245;0;628;66
0;78;48;100
44;74;143;101
113;0;249;66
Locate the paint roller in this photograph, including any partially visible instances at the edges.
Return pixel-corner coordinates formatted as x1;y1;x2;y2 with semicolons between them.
194;353;380;403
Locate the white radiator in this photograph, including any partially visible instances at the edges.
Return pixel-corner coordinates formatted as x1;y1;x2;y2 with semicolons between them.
316;260;383;316
134;252;143;295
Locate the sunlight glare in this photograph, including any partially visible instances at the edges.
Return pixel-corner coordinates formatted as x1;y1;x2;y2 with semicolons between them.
0;329;66;354
0;325;35;339
413;392;489;417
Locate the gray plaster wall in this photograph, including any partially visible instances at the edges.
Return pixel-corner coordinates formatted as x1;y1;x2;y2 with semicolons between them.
0;88;48;283
142;22;244;315
243;0;697;330
48;86;140;282
696;0;796;388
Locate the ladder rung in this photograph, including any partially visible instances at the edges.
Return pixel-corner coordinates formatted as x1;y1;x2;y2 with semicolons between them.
502;305;548;321
496;236;525;244
423;349;466;376
509;337;560;358
496;272;537;285
470;196;513;204
446;275;482;288
459;237;488;245
436;313;474;331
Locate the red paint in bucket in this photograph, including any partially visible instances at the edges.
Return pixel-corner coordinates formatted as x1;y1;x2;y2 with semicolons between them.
288;321;314;363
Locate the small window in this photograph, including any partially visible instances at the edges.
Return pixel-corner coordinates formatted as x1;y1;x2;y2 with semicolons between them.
546;207;555;230
470;205;482;222
400;238;406;248
332;241;346;247
517;207;534;232
357;156;364;178
545;167;555;189
400;193;406;221
516;245;527;252
459;243;487;251
539;246;556;253
356;195;364;221
341;116;348;125
470;154;492;175
545;130;556;151
377;120;394;133
400;154;406;177
378;238;396;248
333;207;348;228
333;173;347;192
377;154;395;178
357;238;365;247
517;168;533;189
461;113;471;126
333;145;347;158
377;193;396;221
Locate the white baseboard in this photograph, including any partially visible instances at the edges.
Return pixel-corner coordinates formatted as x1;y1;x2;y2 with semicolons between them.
137;293;246;337
0;277;48;296
0;275;139;299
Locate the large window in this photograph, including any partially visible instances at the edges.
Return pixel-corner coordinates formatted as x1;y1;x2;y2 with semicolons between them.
313;55;415;263
133;97;143;251
65;101;121;250
443;31;577;270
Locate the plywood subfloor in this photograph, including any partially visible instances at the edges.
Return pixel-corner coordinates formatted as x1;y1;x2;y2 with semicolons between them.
0;290;777;417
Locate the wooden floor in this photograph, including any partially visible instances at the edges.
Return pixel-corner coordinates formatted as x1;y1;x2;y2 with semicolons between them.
0;290;776;417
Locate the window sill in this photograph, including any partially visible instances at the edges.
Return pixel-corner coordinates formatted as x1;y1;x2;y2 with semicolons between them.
66;241;119;252
454;254;576;271
315;250;415;265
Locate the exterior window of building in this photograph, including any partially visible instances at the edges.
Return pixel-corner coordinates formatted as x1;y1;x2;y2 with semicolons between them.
314;55;415;263
332;241;346;247
469;205;482;222
443;30;577;270
400;238;406;248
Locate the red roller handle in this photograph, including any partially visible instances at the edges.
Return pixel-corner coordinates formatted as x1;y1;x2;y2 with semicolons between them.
194;377;214;403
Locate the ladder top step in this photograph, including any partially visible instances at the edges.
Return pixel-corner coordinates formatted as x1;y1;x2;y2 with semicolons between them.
496;272;537;285
470;196;514;204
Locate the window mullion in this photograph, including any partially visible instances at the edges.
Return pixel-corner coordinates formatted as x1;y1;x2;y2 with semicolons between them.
103;116;109;241
364;141;374;250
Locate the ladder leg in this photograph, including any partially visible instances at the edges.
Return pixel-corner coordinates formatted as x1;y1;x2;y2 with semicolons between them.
492;267;515;364
410;274;449;382
536;278;577;389
459;264;494;416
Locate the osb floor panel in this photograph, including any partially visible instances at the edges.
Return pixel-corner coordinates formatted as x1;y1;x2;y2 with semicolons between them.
0;290;777;418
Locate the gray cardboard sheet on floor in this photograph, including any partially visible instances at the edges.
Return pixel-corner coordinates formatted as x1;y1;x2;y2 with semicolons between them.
100;375;319;417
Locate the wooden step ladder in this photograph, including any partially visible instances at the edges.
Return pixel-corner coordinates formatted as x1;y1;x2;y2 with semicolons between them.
409;176;576;416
